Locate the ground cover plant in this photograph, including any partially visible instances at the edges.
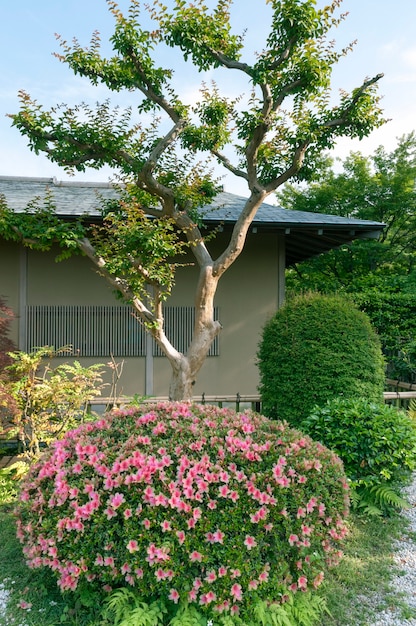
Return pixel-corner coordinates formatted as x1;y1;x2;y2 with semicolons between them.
15;402;349;624
258;293;386;427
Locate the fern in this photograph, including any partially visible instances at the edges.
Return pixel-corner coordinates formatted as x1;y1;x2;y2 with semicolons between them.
287;592;330;625
103;588;137;624
123;599;167;626
351;482;409;516
169;603;205;626
251;594;328;626
102;589;167;626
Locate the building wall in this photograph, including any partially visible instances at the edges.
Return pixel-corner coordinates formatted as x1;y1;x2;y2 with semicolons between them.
0;232;282;397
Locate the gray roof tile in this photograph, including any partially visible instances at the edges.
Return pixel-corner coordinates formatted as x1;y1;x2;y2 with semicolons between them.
0;176;385;265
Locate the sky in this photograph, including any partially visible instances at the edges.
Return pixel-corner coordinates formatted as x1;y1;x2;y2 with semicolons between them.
1;0;416;197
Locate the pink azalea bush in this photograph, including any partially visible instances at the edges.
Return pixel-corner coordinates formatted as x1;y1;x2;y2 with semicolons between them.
16;403;349;620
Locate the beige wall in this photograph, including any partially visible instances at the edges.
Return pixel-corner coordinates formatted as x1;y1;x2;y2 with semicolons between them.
0;233;281;397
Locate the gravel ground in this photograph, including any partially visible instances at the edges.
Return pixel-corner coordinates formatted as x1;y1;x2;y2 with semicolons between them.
1;479;416;626
367;476;416;626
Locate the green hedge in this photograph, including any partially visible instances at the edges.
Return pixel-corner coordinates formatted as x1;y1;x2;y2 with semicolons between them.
257;293;385;426
353;291;416;382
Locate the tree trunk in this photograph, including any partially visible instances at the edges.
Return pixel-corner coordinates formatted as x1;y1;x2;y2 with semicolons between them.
169;356;194;401
168;317;222;402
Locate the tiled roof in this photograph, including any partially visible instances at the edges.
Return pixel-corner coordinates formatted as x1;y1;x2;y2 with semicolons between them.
0;175;382;227
0;176;385;265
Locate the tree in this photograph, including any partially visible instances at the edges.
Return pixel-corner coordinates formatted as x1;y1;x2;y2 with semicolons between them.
0;0;385;400
279;133;416;293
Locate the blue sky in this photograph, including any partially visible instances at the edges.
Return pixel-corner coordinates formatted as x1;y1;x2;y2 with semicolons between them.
1;0;415;196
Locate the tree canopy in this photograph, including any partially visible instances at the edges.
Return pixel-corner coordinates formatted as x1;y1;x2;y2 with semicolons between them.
280;132;416;293
0;0;385;399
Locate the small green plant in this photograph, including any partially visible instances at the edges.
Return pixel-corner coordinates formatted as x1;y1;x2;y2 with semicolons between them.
4;346;105;457
16;403;349;623
0;461;28;506
101;586;329;626
258;293;386;427
301;397;416;515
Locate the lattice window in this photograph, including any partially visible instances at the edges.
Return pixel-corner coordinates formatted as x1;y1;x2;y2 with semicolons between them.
153;306;219;356
25;305;219;357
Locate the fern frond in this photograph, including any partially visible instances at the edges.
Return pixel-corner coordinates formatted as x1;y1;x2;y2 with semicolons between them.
408;398;416;421
102;588;138;624
169;603;204;626
353;482;409;516
368;484;409;509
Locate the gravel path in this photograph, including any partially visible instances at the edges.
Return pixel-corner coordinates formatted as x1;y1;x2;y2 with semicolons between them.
367;477;416;626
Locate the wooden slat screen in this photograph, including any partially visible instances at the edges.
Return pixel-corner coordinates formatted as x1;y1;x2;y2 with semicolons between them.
25;305;219;357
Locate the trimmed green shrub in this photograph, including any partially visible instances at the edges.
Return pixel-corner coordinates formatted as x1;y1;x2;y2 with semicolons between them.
302;398;416;483
301;397;416;514
258;293;386;426
16;402;349;623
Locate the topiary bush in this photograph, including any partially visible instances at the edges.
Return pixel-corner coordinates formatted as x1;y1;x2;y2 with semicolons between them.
301;397;416;514
16;402;349;623
258;292;386;426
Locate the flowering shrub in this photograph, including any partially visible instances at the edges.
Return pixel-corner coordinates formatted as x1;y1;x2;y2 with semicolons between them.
16;403;349;621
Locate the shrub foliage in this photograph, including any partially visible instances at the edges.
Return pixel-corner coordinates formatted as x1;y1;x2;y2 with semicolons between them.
302;398;416;484
258;293;386;426
353;291;416;382
16;403;349;622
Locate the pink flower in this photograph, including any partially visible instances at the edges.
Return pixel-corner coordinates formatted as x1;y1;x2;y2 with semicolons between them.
124;508;132;519
231;583;243;601
126;540;139;553
298;575;308;589
109;493;125;509
244;535;257;550
105;507;117;519
289;534;299;545
161;520;172;532
169;589;180;603
219;485;230;497
18;600;32;610
218;565;228;577
205;570;217;583
189;551;203;562
176;530;186;545
200;591;217;605
272;464;283;479
259;568;269;582
193;507;202;520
